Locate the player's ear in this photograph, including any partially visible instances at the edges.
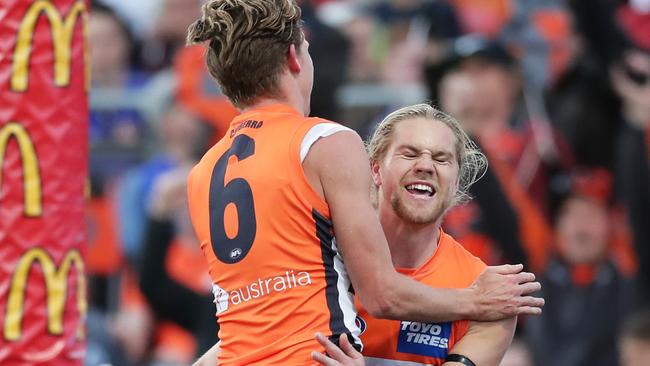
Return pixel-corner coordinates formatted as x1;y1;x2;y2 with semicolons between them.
371;162;382;187
287;44;301;74
451;176;460;202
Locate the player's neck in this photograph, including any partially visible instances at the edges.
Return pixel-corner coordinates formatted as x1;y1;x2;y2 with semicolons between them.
241;76;310;117
379;208;442;269
241;97;307;116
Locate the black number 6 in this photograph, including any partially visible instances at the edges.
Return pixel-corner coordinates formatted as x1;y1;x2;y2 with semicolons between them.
209;134;256;264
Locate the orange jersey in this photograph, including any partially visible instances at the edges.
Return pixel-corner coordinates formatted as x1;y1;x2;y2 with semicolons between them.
187;104;360;365
357;230;486;365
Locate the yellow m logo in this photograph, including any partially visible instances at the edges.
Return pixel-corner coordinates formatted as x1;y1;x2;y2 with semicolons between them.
11;0;88;92
4;248;86;341
0;123;42;217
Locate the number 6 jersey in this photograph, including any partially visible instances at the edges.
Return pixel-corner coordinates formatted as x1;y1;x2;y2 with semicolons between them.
187;103;361;365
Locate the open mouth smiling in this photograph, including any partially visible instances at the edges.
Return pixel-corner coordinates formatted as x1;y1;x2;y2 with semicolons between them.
404;183;435;197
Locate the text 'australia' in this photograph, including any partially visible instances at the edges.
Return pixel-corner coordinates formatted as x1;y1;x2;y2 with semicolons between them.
211;271;312;314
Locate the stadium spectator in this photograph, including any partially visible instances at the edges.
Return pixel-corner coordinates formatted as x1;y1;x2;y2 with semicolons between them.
90;1;143;89
108;102;215;365
139;163;218;359
548;0;650;305
89;1;150;185
525;168;636;366
117;102;211;263
137;0;201;72
173;45;239;141
370;0;462;85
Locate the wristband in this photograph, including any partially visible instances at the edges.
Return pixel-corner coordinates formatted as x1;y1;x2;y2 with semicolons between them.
445;354;477;366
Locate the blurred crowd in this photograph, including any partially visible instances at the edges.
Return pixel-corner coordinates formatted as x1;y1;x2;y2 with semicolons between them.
84;0;650;365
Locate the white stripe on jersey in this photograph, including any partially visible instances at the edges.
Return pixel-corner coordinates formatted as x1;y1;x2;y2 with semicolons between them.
212;282;229;314
301;122;361;346
331;237;363;349
300;123;354;163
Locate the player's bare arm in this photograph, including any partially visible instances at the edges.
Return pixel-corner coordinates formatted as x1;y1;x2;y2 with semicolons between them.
442;317;517;366
311;316;516;366
303;131;543;322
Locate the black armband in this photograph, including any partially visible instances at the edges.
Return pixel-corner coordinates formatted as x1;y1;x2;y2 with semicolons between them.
445;353;477;366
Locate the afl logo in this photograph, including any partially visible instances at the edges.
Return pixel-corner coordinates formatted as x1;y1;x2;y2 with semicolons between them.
355;316;367;334
230;248;242;259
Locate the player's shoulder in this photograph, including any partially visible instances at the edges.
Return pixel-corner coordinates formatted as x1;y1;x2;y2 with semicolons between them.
301;121;367;190
302;115;361;154
306;132;364;166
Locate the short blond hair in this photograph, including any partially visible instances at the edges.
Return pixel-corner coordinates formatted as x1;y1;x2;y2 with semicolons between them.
186;0;304;108
367;103;487;204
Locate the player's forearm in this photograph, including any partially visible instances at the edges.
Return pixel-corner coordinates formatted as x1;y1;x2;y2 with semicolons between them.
358;262;543;323
362;271;476;323
445;317;517;366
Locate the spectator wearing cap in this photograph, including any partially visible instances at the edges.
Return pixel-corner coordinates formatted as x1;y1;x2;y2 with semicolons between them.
435;35;555;273
525;168;636;366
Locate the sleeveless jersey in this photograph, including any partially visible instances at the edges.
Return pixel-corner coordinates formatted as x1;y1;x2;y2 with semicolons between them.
187;104;360;365
357;230;486;366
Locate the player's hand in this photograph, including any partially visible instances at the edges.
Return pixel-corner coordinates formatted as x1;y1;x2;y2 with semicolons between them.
468;264;544;321
311;333;365;366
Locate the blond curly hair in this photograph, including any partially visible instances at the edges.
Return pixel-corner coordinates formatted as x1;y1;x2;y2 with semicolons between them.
367;103;487;205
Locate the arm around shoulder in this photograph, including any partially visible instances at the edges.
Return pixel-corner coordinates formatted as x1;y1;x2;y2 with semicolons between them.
305;133;545;322
303;131;473;322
